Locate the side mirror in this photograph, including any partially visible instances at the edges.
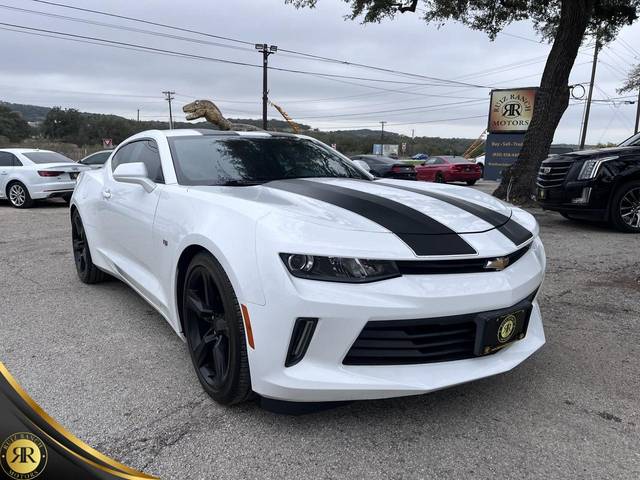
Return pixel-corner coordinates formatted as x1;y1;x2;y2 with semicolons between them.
352;160;371;172
113;162;156;193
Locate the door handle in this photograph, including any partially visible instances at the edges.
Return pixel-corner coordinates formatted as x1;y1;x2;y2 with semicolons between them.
102;189;111;199
0;171;7;175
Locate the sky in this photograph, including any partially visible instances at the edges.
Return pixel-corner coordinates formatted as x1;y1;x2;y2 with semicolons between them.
1;0;639;145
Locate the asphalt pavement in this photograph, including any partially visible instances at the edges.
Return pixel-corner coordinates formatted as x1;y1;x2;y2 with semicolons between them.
0;180;638;479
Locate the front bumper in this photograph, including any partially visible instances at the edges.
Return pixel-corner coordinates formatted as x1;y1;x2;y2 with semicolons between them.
246;238;546;402
536;180;610;220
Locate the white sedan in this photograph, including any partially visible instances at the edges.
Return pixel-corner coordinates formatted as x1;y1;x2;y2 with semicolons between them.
71;129;546;405
0;148;88;208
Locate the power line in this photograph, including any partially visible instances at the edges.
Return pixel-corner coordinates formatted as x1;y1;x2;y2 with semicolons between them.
25;0;492;89
0;21;462;86
28;0;255;45
0;3;257;54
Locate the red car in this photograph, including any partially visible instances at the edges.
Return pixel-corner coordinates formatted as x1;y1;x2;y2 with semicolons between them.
415;156;482;185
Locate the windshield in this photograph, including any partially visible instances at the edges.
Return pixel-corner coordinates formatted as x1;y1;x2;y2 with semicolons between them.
619;133;640;147
83;151;112;165
23;151;74;164
169;136;369;186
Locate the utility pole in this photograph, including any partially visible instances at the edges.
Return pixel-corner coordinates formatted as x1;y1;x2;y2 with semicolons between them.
580;39;600;149
255;44;278;130
137;109;140;122
380;121;386;144
163;91;175;129
635;89;640;135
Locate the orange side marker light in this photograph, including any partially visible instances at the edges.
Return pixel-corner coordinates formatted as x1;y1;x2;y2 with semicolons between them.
241;304;255;349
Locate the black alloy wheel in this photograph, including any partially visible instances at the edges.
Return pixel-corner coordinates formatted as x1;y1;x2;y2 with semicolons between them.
611;181;640;233
71;210;107;283
182;253;251;405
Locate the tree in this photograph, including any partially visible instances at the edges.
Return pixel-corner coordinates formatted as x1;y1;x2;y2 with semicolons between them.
618;63;640;94
43;107;82;141
285;0;639;204
0;105;31;143
618;63;640;134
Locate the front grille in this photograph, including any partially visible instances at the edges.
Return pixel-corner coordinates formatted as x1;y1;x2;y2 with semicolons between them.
396;243;530;275
536;162;572;188
343;290;539;366
343;317;477;365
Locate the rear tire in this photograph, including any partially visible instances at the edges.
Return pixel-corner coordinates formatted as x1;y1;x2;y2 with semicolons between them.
71;210;108;283
182;252;252;405
466;180;477;186
7;181;33;208
62;193;72;204
610;180;640;233
435;172;445;183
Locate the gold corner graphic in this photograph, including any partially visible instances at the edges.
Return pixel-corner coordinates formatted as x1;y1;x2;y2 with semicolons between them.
0;362;158;480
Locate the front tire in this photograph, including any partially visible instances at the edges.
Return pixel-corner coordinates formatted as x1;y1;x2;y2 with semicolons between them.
71;210;108;283
7;182;33;208
182;252;252;405
466;179;477;186
435;172;445;183
610;180;640;233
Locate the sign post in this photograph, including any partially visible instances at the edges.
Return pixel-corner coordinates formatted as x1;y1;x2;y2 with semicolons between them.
484;88;537;181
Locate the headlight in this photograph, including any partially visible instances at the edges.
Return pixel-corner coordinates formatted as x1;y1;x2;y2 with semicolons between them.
280;253;400;283
577;156;617;180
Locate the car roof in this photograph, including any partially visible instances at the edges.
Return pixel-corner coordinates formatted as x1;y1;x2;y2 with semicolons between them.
148;129;299;138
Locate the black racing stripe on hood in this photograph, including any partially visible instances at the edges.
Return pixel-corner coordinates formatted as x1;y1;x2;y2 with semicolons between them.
266;179;476;256
376;182;533;246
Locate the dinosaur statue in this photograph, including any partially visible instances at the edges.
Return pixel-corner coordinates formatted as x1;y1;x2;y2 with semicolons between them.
182;100;262;131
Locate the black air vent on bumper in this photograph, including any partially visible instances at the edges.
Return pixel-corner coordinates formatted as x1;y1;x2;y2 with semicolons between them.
344;318;476;365
285;318;318;367
343;290;539;366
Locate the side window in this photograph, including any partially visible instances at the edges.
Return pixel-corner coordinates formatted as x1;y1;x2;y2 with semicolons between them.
111;143;139;172
433;158;446;165
111;141;164;184
136;141;165;184
424;158;437;165
13;157;23;167
0;152;17;167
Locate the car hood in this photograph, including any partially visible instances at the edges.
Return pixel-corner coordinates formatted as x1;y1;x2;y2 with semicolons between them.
548;145;640;161
198;177;514;234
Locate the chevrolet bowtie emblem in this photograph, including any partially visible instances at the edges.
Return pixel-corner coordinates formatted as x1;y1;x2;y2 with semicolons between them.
485;257;510;271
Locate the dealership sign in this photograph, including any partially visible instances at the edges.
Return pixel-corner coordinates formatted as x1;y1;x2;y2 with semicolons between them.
488;88;537;134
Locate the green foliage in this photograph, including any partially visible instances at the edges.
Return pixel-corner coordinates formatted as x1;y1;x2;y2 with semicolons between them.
618;63;640;94
0;101;50;122
286;1;638;43
304;129;475;156
0;105;31;142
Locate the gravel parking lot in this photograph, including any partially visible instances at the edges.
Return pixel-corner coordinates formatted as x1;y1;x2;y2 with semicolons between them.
1;181;639;479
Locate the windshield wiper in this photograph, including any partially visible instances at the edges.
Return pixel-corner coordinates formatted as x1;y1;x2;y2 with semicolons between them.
218;180;267;186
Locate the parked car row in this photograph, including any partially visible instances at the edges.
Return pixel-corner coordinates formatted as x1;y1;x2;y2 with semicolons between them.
0;148;113;208
350;154;482;185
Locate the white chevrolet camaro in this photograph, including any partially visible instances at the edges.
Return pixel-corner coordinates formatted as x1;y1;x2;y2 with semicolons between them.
0;149;88;208
71;129;546;405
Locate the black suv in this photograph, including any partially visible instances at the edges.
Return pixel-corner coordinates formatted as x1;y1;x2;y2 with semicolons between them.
537;132;640;232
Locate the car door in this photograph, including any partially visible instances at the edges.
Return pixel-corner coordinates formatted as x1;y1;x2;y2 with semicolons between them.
101;139;165;301
0;152;18;197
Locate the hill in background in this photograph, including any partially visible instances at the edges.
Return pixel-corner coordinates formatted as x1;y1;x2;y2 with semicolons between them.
2;100;480;156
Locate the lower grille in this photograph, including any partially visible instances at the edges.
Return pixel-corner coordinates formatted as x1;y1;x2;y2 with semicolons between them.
536;162;572;188
343;291;539;366
343;317;476;365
